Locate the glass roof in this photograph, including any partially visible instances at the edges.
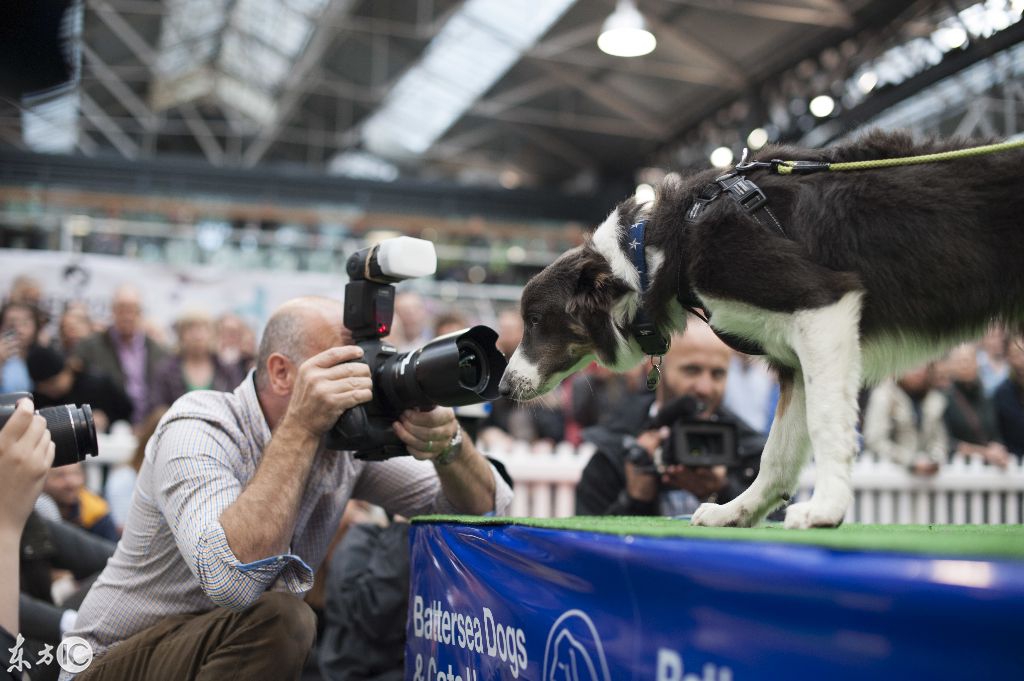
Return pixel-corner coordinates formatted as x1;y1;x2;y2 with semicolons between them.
361;0;577;158
152;0;322;123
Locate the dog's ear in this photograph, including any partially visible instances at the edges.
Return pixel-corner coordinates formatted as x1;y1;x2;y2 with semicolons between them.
567;260;630;316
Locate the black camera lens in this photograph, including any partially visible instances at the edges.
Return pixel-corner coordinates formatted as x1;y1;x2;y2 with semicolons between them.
457;340;488;392
43;403;99;467
0;399;98;467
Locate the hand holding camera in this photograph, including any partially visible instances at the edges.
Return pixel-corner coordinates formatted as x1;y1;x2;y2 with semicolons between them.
0;398;54;533
281;345;374;439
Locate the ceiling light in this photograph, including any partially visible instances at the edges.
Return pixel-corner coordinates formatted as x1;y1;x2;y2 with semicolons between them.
934;25;968;50
857;71;878;93
809;95;835;118
709;147;733;168
746;128;769;150
597;0;656;58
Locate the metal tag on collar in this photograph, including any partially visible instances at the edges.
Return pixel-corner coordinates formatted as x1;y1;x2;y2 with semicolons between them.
646;355;663;391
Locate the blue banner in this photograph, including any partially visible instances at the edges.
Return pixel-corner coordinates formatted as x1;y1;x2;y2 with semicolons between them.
406;523;1024;680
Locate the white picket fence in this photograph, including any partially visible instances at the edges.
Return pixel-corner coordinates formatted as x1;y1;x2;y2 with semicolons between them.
486;443;1024;524
91;430;1024;524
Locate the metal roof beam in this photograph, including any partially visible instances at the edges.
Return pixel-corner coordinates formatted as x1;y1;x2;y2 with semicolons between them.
663;0;853;28
80;92;140;158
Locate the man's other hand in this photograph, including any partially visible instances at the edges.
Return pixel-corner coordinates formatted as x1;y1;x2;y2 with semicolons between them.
394;407;460;461
661;464;727;500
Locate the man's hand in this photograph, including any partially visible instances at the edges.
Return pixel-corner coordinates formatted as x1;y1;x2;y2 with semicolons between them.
279;346;373;438
0;399;55;533
984;442;1009;469
0;334;19;363
661;464;727;500
624;428;666;503
393;407;459;461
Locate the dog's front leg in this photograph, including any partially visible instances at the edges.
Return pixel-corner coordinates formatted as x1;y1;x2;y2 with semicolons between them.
691;372;810;527
783;292;863;529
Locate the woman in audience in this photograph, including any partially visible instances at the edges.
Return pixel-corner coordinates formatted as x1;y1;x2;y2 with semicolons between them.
0;302;44;394
147;311;247;414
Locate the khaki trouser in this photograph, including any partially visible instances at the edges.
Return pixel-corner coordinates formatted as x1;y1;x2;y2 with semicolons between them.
77;592;317;681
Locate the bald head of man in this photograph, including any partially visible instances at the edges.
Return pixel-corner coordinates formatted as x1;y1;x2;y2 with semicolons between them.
254;297;348;425
111;285;143;339
658;320;733;417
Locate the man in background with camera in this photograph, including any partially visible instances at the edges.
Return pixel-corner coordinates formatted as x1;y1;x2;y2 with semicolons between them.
576;320;767;517
62;296;513;681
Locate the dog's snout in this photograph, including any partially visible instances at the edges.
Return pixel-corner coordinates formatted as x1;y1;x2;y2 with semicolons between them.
498;376;513;399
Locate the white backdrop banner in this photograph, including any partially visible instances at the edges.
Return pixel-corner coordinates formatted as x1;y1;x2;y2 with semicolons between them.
0;249;344;338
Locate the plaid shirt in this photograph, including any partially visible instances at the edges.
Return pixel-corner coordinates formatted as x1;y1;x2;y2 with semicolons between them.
63;372;513;672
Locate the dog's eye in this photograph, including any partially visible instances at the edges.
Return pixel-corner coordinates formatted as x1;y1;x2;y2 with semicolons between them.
526;313;541;327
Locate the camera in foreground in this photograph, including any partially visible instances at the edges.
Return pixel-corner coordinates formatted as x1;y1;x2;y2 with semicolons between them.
326;237;508;460
0;392;98;467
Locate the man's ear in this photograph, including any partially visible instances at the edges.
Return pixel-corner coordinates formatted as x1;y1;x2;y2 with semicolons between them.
265;352;297;396
567;260;630;317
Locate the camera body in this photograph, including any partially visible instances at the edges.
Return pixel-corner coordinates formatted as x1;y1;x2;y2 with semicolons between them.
0;392;97;467
326;237;507;460
626;395;739;472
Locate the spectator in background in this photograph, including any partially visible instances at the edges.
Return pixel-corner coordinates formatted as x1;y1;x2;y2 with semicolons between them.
862;363;947;476
392;290;433;351
147;311;247;415
978;324;1010;396
723;353;778;436
74;285;168;424
40;463;120;542
434;310;468;337
576;321;766;517
58;301;94;355
27;344;133;433
1;301;43;393
943;343;1009;468
7;276;53;348
993;336;1024;459
215;312;256;374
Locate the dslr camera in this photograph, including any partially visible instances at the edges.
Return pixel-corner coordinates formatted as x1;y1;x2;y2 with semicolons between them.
626;395;738;473
327;237;507;460
0;392;98;468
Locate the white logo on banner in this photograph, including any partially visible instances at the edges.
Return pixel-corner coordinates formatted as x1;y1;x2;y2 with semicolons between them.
542;609;610;681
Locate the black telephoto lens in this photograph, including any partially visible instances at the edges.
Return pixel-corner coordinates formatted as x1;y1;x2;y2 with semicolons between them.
41;404;99;467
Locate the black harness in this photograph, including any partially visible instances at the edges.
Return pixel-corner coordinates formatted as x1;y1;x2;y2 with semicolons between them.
628;168;782;382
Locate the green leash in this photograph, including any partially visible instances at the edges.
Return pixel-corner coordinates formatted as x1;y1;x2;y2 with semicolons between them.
769;138;1024;175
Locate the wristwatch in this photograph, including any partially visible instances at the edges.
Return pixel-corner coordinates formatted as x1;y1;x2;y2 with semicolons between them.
434;427;464;466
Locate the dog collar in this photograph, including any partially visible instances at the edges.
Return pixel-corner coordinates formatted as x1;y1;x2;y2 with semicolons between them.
627;220;669;390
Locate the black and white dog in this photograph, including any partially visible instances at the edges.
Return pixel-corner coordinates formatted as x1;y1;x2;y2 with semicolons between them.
498;131;1024;529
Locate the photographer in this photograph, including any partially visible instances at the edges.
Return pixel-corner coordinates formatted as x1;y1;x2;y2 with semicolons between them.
576;321;766;517
62;297;512;681
1;398;55;681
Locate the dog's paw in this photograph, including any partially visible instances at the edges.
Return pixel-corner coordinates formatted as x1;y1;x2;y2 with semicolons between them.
783;500;845;529
690;502;754;527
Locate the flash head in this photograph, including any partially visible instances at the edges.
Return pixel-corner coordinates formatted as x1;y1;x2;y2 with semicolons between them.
347;236;437;283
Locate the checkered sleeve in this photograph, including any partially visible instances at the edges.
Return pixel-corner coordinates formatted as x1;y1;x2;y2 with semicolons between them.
152;418;314;611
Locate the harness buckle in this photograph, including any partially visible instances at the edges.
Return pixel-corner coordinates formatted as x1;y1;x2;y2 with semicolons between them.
719;175;767;212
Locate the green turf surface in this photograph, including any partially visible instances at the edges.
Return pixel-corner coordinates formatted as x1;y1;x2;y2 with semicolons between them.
412;515;1024;560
